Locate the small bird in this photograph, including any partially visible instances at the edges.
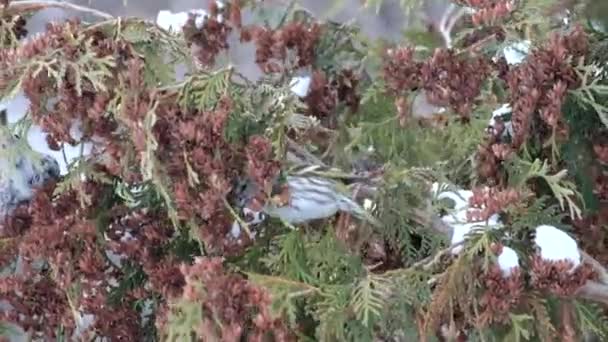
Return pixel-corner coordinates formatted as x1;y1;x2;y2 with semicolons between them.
262;173;379;225
0;123;60;219
229;160;382;240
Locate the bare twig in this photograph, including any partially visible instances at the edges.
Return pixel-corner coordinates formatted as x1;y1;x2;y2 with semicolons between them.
581;250;608;284
223;198;255;240
6;0;114;19
573;250;608;305
437;3;468;49
412;197;454;238
576;281;608;306
383;242;463;278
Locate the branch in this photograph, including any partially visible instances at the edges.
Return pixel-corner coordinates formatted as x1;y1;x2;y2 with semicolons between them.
5;0;114;19
576;281;608;306
581;250;608;284
576;250;608;305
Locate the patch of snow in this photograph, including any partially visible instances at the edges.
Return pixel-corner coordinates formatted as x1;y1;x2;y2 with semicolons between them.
156;9;209;32
432;183;503;254
488;103;513;138
289;76;311;97
73;311;95;339
447;212;501;254
229;220;242;238
194;11;207;29
1;93;93;176
105;249;126;268
26;123;93;176
156;10;189;32
363;198;376;211
503;40;530;65
434;188;473;212
534;225;580;268
0;94;28;122
497;246;520;276
486;37;527;66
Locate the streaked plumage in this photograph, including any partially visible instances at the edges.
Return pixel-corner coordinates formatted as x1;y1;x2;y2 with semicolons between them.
231;169;380;231
263;175;373;224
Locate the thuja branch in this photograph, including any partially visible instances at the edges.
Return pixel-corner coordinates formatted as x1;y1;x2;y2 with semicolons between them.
5;0;114;19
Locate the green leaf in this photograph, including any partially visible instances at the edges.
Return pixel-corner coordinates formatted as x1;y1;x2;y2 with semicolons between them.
506;313;533;342
574;300;608;340
120;22;152;43
350;273;391;327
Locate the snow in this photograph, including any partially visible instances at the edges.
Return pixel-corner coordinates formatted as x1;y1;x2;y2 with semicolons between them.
432;183;472;211
433;185;581;273
447;212;501;254
431;183;502;254
156;1;227;32
229;220;243;238
289;76;311;97
363;198;375;211
497;246;520;276
156;9;209;31
1;93;92;176
73;311;96;339
27;124;92;176
488;103;513;138
484;41;529;137
156;10;189;32
503;40;530;65
534;225;580;268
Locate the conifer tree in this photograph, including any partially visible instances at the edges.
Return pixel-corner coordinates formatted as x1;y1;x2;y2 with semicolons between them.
1;0;608;341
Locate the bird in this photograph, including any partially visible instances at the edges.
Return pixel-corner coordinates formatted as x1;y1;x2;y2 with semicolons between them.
0;123;60;219
228;145;383;240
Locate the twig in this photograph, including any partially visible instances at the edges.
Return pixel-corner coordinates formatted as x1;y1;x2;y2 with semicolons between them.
438;3;468;49
581;250;608;284
412;199;455;237
383;242;463;277
6;0;114;19
576;281;608;306
458;33;498;55
574;250;608;306
223;198;255;240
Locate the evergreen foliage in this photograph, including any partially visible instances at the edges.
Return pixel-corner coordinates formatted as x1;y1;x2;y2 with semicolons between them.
1;0;608;341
